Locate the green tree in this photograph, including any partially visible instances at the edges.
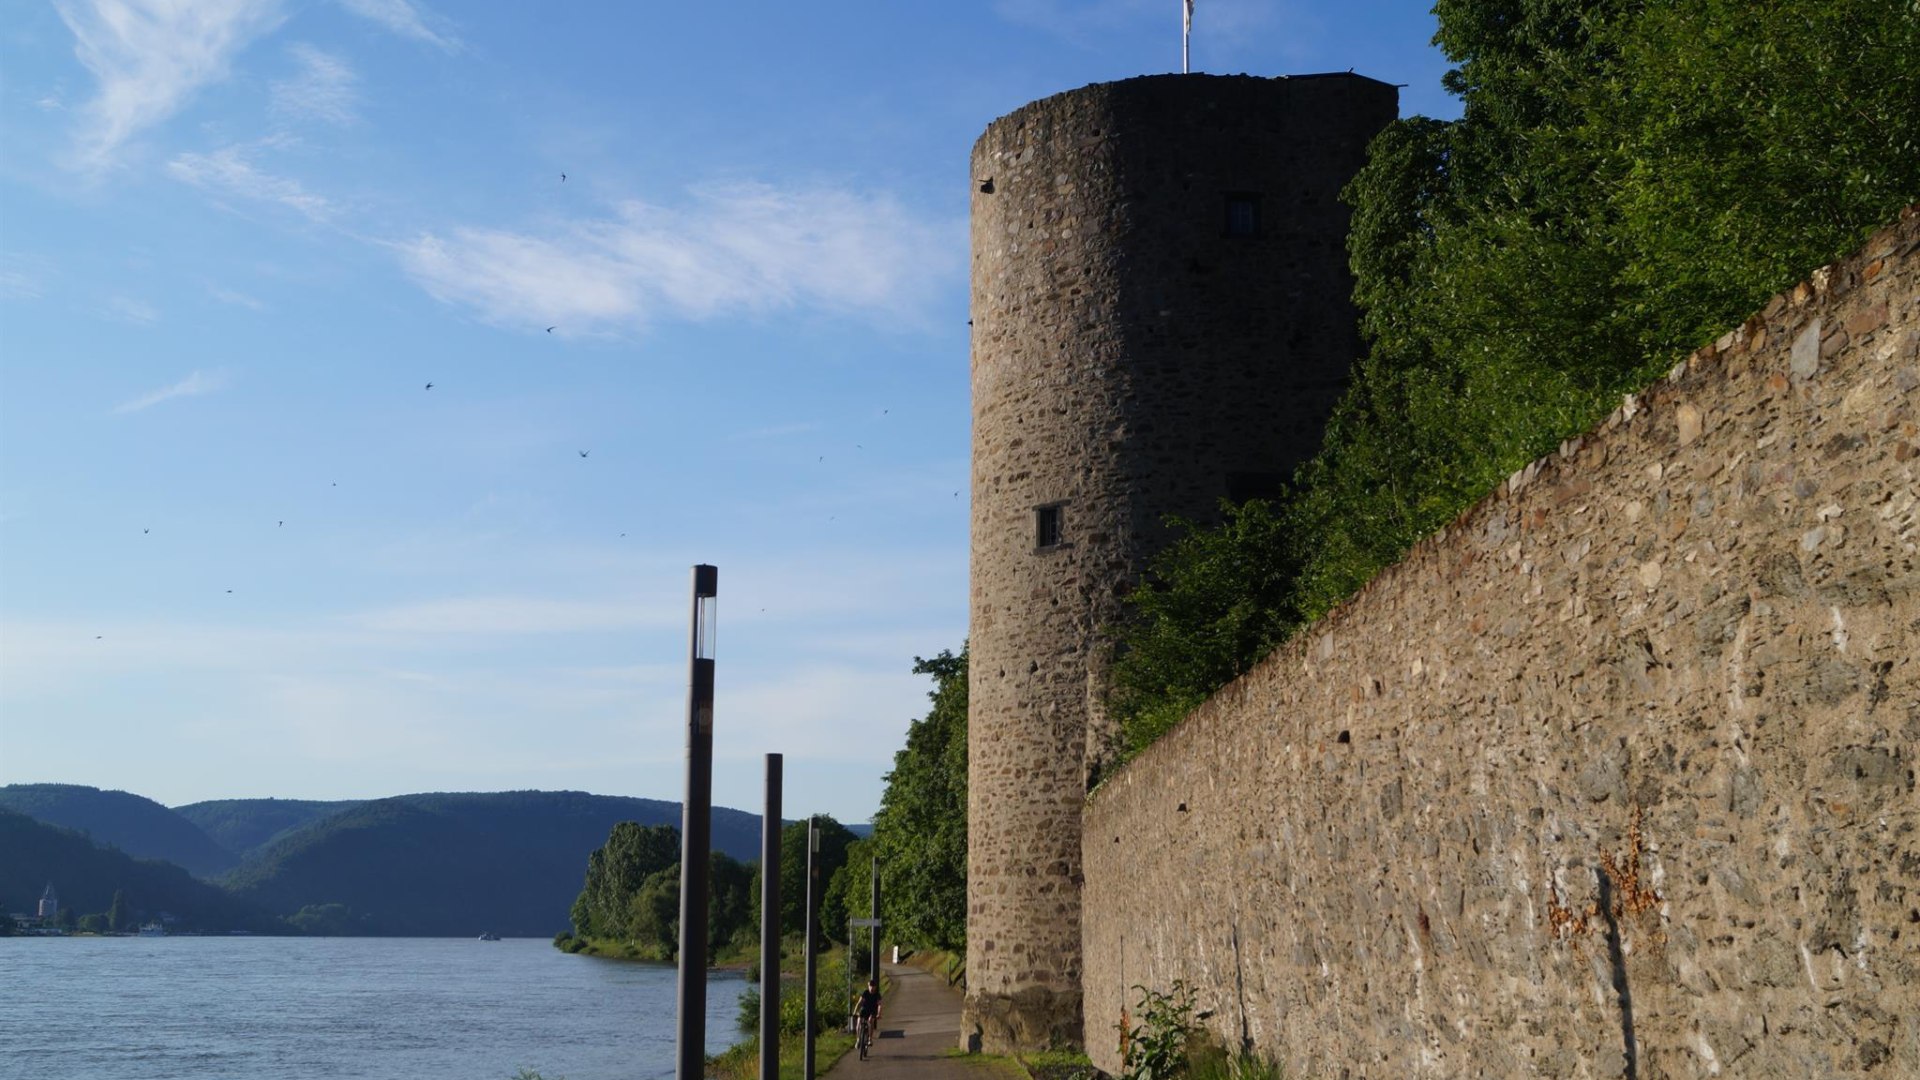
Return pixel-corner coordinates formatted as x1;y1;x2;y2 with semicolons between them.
868;649;969;951
1106;0;1920;757
701;850;757;957
826;837;878;967
570;822;679;939
1108;505;1302;754
629;866;681;953
106;888;130;933
78;912;108;934
287;902;362;935
778;816;857;939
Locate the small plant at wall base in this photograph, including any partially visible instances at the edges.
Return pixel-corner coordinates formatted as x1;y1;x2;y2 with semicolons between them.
1119;981;1201;1080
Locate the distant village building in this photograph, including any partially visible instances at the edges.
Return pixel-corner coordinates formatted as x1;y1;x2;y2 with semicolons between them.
37;882;60;922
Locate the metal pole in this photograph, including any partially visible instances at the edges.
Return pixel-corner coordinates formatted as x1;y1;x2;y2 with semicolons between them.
803;817;820;1080
869;856;880;983
759;754;782;1080
675;564;719;1080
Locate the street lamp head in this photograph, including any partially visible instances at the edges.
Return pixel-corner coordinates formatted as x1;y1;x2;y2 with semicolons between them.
692;564;718;660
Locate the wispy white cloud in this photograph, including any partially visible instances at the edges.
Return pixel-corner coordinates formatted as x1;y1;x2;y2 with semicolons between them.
208;284;266;310
105;295;159;324
394;181;962;334
113;370;226;414
0;253;52;300
167;143;334;221
271;44;358;126
56;0;285;170
337;0;461;52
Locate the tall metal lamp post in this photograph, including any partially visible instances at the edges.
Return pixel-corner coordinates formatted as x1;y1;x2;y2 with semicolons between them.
803;816;821;1080
675;564;718;1080
758;754;782;1080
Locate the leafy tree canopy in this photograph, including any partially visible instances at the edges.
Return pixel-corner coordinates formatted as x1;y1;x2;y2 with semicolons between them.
867;649;968;951
1110;0;1920;756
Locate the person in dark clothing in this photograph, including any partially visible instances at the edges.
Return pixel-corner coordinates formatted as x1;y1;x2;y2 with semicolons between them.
852;979;882;1057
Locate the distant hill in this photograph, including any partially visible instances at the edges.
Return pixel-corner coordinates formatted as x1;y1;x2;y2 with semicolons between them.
0;784;237;878
173;798;362;860
0;809;281;931
221;790;764;937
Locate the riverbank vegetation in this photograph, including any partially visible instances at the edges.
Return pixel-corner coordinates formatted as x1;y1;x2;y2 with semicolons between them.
864;649;969;954
556;649;970;964
555;815;864;963
1110;0;1920;756
708;943;862;1080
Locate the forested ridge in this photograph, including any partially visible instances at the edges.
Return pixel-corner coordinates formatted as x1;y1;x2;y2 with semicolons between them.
223;790;763;936
0;783;241;877
1109;0;1920;753
173;797;363;860
3;787;766;936
0;809;282;932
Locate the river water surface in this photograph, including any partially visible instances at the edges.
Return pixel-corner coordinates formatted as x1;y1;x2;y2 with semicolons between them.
0;936;749;1080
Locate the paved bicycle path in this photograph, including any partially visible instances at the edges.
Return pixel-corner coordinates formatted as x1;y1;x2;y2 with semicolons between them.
819;960;1016;1080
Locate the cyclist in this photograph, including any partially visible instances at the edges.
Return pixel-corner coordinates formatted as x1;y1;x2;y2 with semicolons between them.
852;979;882;1057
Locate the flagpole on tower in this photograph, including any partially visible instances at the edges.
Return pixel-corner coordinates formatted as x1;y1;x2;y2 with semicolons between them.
1182;0;1193;74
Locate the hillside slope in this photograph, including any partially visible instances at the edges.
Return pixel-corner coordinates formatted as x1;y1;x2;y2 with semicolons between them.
173;797;362;860
221;790;764;936
0;809;280;931
0;784;236;877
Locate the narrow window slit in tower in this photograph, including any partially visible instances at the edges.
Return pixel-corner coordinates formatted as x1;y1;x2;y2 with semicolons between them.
1224;193;1262;238
1035;504;1064;550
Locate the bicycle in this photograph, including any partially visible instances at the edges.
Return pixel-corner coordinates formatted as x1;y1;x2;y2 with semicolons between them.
855;1012;874;1059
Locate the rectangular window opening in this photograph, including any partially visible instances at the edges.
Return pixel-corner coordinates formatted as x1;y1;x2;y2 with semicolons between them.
1035;504;1064;550
1224;193;1262;238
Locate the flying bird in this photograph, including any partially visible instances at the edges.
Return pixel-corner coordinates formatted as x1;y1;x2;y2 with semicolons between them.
546;326;556;333
278;521;284;527
425;382;434;390
560;173;567;182
578;450;590;458
143;528;149;534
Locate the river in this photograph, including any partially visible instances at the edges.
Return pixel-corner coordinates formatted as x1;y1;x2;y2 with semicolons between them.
0;936;750;1080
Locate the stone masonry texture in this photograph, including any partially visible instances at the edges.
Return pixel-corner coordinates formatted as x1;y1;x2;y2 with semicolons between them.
966;74;1396;1053
1082;209;1920;1078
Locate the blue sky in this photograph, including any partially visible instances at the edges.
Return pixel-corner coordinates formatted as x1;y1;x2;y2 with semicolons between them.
0;1;1458;824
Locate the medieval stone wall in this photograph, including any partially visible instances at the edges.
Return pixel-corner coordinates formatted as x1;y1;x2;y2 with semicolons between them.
966;74;1395;1053
1082;210;1920;1079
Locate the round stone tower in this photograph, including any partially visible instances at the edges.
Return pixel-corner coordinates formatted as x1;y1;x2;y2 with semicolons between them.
964;73;1397;1052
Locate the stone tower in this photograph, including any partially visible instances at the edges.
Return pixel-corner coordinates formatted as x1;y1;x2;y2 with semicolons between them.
964;73;1397;1052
